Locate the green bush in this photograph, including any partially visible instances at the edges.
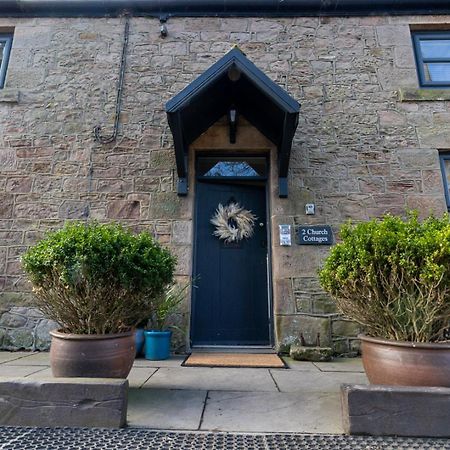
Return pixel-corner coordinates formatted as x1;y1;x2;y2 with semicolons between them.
22;221;177;334
319;213;450;342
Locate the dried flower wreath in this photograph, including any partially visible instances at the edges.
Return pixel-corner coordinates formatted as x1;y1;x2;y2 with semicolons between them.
210;202;257;243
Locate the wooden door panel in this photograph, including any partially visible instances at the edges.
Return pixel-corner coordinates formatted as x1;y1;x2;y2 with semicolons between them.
192;182;270;346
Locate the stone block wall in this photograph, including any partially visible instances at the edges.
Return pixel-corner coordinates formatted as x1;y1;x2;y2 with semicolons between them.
0;14;448;352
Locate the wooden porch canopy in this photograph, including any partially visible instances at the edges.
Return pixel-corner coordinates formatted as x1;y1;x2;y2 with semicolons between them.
165;47;300;197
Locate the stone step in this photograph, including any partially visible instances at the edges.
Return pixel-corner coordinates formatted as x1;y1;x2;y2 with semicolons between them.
0;377;128;428
342;383;450;437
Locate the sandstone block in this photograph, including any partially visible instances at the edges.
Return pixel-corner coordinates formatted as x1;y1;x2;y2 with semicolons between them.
170;245;192;276
379;110;406;126
148;193;186;219
376;25;411;47
332;319;361;337
422;170;444;194
0;249;4;275
290;344;333;362
172;220;192;245
394;46;416;69
97;179;132;193
0;148;17;171
342;384;450;437
0;195;13;219
295;295;312;313
6;178;32;193
14;203;58;219
312;297;337;314
332;338;351;355
134;176;161;192
0;378;128;428
58;201;89;219
417;126;450;149
107;200;140;219
276;315;332;349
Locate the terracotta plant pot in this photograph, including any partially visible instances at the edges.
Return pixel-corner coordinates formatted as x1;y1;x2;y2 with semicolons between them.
360;335;450;387
50;330;135;378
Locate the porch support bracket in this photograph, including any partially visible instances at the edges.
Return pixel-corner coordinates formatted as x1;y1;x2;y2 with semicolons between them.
168;111;188;196
277;112;299;198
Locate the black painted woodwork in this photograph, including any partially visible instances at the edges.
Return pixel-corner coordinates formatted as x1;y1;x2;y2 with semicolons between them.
192;182;270;346
166;47;300;197
3;1;450;17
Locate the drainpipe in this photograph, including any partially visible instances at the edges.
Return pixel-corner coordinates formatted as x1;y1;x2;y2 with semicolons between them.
2;0;450;17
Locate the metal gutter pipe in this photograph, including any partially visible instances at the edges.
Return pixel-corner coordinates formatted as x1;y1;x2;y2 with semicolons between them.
2;0;450;17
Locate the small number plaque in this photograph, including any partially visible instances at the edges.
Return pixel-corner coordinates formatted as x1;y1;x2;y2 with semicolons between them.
297;225;333;245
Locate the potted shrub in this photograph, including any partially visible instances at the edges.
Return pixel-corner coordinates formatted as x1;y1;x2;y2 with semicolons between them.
144;281;189;360
22;221;176;378
319;213;450;387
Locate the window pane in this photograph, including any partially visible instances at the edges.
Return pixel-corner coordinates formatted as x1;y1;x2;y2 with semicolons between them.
423;62;450;82
420;39;450;59
0;40;6;66
198;157;267;177
443;159;450;188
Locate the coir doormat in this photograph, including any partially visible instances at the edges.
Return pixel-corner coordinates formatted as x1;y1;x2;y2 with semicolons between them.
182;352;287;369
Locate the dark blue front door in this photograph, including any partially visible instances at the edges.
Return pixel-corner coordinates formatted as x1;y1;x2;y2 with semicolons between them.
192;182;270;346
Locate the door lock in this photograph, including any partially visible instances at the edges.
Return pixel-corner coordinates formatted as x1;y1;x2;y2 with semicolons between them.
259;222;264;227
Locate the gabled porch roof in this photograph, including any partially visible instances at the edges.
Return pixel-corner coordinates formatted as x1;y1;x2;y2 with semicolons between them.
165;47;300;197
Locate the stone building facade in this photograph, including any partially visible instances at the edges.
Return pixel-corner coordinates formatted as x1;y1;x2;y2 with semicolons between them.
0;3;449;352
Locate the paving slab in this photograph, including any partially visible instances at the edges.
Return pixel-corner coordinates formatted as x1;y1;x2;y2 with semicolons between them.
142;367;277;392
3;352;50;366
314;358;365;373
0;365;49;378
201;391;342;433
127;388;206;429
133;355;185;368
24;367;52;379
283;358;320;371
25;366;157;387
127;367;157;388
271;369;368;393
0;352;36;364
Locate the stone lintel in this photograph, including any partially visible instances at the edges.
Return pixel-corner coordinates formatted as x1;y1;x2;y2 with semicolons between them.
0;377;128;428
399;88;450;102
341;383;450;437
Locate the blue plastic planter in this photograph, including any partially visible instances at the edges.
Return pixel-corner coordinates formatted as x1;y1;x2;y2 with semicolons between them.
134;328;145;357
144;330;172;360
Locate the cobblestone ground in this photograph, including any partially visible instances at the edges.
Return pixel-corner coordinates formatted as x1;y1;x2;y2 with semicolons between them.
0;427;448;450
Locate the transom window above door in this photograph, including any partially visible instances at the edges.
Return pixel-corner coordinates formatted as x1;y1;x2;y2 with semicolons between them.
412;32;450;87
198;157;267;179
